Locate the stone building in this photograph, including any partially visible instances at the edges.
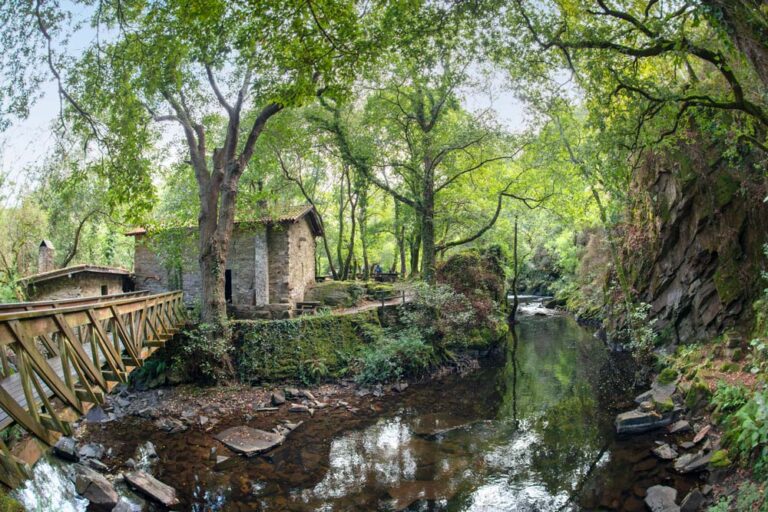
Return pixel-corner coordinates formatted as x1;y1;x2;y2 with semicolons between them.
127;204;322;318
20;264;132;301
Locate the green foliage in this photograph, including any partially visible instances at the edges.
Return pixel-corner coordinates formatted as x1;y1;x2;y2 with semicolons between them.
622;302;659;362
712;382;750;418
129;359;169;390
234;311;381;383
722;389;768;479
171;323;234;385
356;330;439;385
708;482;766;511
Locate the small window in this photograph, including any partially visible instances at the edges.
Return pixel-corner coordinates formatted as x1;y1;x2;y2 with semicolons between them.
225;269;233;304
101;285;109;296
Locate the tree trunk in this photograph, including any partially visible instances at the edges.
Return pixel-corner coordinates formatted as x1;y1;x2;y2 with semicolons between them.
409;232;421;278
509;216;519;325
420;161;436;282
336;171;346;280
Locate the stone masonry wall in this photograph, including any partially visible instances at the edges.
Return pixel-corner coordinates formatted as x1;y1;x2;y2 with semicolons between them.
27;273;126;301
267;225;290;303
287;219;316;304
134;224;277;308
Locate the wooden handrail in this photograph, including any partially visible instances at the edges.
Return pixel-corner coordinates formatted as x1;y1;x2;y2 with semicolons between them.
0;290;151;313
0;290;187;488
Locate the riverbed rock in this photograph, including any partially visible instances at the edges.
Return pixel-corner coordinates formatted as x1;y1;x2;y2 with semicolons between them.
74;464;119;510
652;443;678;460
668;420;692;434
79;443;105;461
111;500;135;512
674;450;712;473
645;485;679;512
288;403;312;414
615;408;674;435
392;382;409;393
85;406;111;424
214;426;285;457
125;471;180;508
680;488;705;512
298;389;317;401
154;417;188;433
53;436;79;462
635;379;677;405
284;387;300;398
271;390;286;406
692;425;711;444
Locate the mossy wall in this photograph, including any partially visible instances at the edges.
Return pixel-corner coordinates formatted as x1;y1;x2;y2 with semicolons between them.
233;310;382;382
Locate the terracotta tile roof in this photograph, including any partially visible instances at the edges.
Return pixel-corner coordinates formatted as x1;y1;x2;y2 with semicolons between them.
18;264;131;286
125;204;323;237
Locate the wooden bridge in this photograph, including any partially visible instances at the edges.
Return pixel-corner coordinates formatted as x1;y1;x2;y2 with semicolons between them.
0;290;185;487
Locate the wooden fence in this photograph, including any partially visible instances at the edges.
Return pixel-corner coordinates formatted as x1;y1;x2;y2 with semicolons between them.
0;291;185;487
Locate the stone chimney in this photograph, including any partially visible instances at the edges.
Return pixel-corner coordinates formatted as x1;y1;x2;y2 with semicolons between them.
38;240;56;273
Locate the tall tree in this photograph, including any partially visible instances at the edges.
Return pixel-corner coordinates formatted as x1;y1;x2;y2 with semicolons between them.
5;0;402;324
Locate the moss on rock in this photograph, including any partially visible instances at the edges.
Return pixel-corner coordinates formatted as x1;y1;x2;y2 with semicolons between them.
304;281;367;307
658;367;678;385
709;449;732;468
685;377;712;412
233;310;381;383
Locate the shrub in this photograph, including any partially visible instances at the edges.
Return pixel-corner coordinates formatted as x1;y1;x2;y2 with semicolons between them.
171;323;234;385
722;389;768;479
356;330;439;385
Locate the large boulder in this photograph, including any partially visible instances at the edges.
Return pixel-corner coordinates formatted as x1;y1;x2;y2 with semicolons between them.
73;464;118;510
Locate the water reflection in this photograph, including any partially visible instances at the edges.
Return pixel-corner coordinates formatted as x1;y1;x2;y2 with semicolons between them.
282;316;626;511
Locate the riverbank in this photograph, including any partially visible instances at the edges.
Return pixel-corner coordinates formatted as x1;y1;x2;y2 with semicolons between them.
13;314;713;511
611;329;768;511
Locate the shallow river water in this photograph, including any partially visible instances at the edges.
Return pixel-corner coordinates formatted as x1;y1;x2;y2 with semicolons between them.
17;315;698;511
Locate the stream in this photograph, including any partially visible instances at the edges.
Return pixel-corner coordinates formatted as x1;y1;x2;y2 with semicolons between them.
15;314;699;511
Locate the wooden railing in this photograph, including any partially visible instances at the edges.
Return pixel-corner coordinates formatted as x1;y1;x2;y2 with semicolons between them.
0;290;151;314
0;291;185;487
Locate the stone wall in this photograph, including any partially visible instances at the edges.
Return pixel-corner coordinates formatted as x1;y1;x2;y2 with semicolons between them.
267;226;290;304
27;273;126;301
287;219;316;304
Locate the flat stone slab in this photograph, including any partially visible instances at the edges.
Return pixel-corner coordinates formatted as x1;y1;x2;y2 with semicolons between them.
616;409;674;435
125;471;179;507
214;426;284;457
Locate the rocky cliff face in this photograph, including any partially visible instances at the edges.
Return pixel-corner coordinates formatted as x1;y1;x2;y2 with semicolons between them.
623;138;768;345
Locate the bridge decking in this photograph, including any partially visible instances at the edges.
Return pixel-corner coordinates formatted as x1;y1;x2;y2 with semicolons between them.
0;291;185;487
